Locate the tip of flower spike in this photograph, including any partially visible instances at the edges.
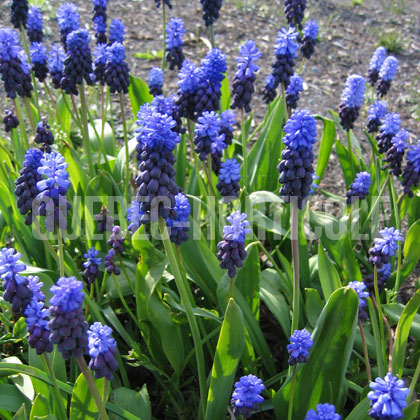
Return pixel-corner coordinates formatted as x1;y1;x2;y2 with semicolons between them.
93;43;108;64
148;67;163;88
369;46;386;71
50;277;84;312
274;27;299;59
140;112;180;151
348;281;369;309
57;3;80;32
379;56;398;82
287;329;314;365
223;211;251;243
178;60;200;93
220;110;237;128
373;227;403;257
286;74;303;95
87;322;116;357
106;42;126;63
341;74;366;108
368;100;387;121
406;140;420;172
231;374;265;414
0;28;22;61
30;42;47;64
304;20;319;40
282;109;317;151
235;40;262;79
109;18;125;44
165;17;186;49
304;403;341;420
200;49;227;85
173;193;190;221
219;158;241;184
380;112;401;135
66;29;90;51
391;128;409;151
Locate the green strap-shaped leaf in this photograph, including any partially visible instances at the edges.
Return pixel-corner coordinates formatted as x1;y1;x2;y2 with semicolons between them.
344;398;370;420
29;394;50;420
315;116;336;183
274;287;359;419
70;374;105;420
392;289;420;377
0;384;27;413
400;220;420;280
112;385;152;420
128;75;153;118
205;298;245;420
317;242;342;299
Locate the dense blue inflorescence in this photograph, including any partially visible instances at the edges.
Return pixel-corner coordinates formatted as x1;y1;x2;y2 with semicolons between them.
57;3;80;49
402;140;420;197
369;227;402;269
34;119;54;153
287;329;313;365
167;192;190;245
376;56;398;98
200;0;222;26
284;0;307;29
93;43;108;85
231;375;265;418
286;74;303;109
338;74;366;130
104;42;130;94
304;403;341;420
148;66;164;96
30;42;49;82
349;281;370;321
27;6;43;42
109;19;125;44
382;128;409;176
3;109;19;132
367;46;386;86
48;43;66;89
165;18;186;70
83;247;102;285
346;171;371;204
11;0;29;29
376;112;401;155
301;19;318;59
367;100;388;134
217;158;241;198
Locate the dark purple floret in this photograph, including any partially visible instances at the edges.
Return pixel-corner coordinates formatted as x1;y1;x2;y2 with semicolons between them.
11;0;29;29
166;192;190;245
107;226;125;254
27;6;43;43
200;0;222;26
14;148;43;225
48;44;66;90
376;112;401;155
94;205;114;233
217;158;241;199
34;119;54;153
61;29;94;96
104;249;120;275
48;277;89;359
346;171;371;204
0;247;33;314
0;29;33;99
338;74;366;131
382;129;409;176
300;20;318;59
285;74;303;109
376;56;398;98
217;212;250;278
262;74;277;104
83;247;102;285
284;0;307;30
367;46;386;86
165;18;186;71
367;100;387;134
104;42;130;94
401;140;420;198
3;109;19;132
368;227;402;269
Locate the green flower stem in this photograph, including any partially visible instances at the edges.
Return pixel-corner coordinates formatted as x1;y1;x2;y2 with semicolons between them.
346;130;355;178
187;119;208;201
23;97;36;132
240;109;249;191
112;272;142;330
13;98;28;150
57;229;65;278
229;277;234;298
158;217;207;418
409;356;420;401
44;82;64;127
42;354;68;420
99;271;108;304
161;2;166;70
290;199;300;334
373;266;386;365
359;320;372;383
62;90;82;131
119;93;130;202
287;364;298;420
209;24;215;48
389;178;402;294
368;298;385;377
117;254;135;295
78;84;95;175
298;58;305;75
76;357;109;420
98;86;106;166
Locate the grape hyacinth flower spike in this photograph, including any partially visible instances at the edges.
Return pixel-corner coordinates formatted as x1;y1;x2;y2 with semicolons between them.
338;74;366;131
217;211;250;278
93;43;108;85
369;227;402;269
346;171;371;204
219;109;236;146
148;67;164;96
24;298;53;355
127;200;145;234
87;322;118;380
284;0;307;30
364;262;392;294
27;275;45;302
231;40;262;113
48;277;88;359
278;109;317;208
368;373;409;420
304;403;341;420
36;151;72;232
109;19;125;44
11;0;29;29
285;74;303;109
95;205;114;233
349;281;369;321
166;192;190;245
0;28;33;99
0;247;32;314
271;27;299;89
231;375;265;418
200;0;222;27
301;20;319;60
83;247;102;285
367;100;388;134
376;56;398;98
14;148;43;225
135;112;180;221
165;18;186;71
382;128;409;176
93;15;107;45
262;74;277;104
175;60;200;119
107;226;125;254
104;249;120;275
30;43;49;83
376;112;401;155
61;29;94;95
287;329;313;365
34;119;55;153
217;158;241;199
104;42;130;94
3;109;19;132
48;44;66;90
27;6;43;43
402;140;420;198
57;3;80;49
194;111;223;161
151;94;185;134
367;46;386;86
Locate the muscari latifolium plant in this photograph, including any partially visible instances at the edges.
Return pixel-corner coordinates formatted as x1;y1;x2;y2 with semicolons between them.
0;0;419;419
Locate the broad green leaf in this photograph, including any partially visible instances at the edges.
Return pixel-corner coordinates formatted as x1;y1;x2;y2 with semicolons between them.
13;317;27;340
273;287;359;419
0;384;27;412
345;398;370;420
404;401;419;420
317;243;342;299
88;121;115;156
383;303;420;341
392;289;420;377
128;75;153;119
112;385;152;420
57;94;71;134
70;374;105;420
113;138;137;183
400;220;420;279
299;209;311;288
305;288;323;328
62;146;88;192
220;74;230;112
205;298;245;420
6;356;35;402
30;394;50;420
335;140;360;189
11;404;27;420
315;116;336;183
